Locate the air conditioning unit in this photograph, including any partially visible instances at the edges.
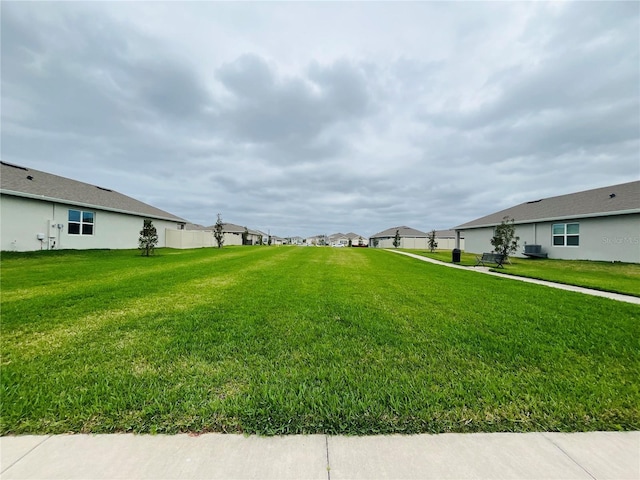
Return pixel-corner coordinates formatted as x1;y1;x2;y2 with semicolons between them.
524;244;542;255
523;244;548;258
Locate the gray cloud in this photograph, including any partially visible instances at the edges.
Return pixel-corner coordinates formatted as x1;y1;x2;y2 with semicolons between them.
215;54;373;165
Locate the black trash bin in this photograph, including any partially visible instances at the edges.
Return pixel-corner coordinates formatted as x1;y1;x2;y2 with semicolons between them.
452;248;461;263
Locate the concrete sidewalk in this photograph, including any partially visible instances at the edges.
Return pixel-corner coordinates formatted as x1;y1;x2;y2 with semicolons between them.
2;432;638;479
387;250;640;305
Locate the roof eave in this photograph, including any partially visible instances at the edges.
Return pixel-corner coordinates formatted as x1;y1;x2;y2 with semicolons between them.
454;209;640;230
1;189;187;223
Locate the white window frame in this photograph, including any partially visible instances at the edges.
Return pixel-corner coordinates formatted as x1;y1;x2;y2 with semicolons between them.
68;209;95;236
552;222;579;247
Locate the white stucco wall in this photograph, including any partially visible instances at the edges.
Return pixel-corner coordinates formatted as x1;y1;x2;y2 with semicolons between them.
460;228;495;256
1;195;182;251
458;213;639;263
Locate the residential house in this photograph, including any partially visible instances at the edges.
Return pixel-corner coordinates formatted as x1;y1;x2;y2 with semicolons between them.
246;227;264;245
201;223;263;246
328;232;368;247
453;181;639;263
328;232;348;247
306;234;328;246
287;236;305;246
1;161;186;251
170;223;265;248
270;235;286;245
369;226;429;249
346;232;367;247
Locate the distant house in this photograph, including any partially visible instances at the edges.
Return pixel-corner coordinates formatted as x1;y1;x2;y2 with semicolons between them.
254;230;269;245
346;232;368;247
369;226;429;249
288;236;305;246
270;235;286;245
215;223;263;245
1;161;186;252
329;232;368;247
453;181;639;263
328;232;348;246
306;234;328;246
168;222;265;248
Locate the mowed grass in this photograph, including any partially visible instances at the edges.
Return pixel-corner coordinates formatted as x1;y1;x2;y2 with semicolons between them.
404;249;479;266
409;250;640;297
1;247;639;435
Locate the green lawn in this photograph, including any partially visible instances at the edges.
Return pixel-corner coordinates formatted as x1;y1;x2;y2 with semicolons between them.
408;250;640;297
1;247;639;435
403;249;479;266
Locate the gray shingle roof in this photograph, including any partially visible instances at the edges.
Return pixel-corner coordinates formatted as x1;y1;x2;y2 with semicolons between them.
329;232;366;240
1;161;186;223
434;229;460;238
219;223;246;233
370;226;428;238
185;223;211;231
187;223;264;236
454;180;639;230
345;232;366;239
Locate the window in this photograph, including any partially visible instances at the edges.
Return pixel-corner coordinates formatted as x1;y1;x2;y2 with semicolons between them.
68;209;94;235
552;223;579;246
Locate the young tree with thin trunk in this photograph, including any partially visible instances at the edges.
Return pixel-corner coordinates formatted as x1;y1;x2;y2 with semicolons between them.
138;219;158;256
393;229;401;248
427;230;438;253
490;216;520;258
214;213;224;248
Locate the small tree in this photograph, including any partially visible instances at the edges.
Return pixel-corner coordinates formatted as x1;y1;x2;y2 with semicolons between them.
427;229;438;253
138;219;158;256
348;238;352;247
490;216;520;258
214;213;224;248
268;235;272;246
393;229;401;248
242;227;249;245
373;238;379;248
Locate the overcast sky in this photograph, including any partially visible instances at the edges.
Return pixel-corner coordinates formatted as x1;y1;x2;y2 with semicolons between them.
2;2;638;238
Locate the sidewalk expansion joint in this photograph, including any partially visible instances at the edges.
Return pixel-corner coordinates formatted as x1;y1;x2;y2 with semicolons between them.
543;433;597;480
325;435;331;480
1;435;52;475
